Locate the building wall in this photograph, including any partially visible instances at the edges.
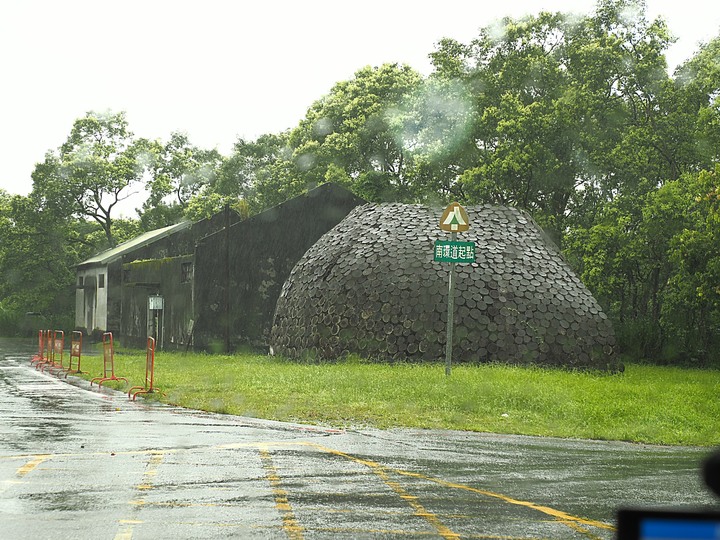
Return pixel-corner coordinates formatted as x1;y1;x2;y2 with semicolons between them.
114;214;240;348
193;184;365;351
107;263;123;332
76;211;241;344
120;255;194;349
74;266;109;332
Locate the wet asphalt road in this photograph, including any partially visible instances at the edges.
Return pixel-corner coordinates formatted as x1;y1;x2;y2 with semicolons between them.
1;340;718;539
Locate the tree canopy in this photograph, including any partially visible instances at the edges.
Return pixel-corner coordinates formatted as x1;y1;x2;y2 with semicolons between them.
32;110;152;247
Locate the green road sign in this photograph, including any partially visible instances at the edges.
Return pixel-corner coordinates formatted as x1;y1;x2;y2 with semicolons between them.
433;240;476;263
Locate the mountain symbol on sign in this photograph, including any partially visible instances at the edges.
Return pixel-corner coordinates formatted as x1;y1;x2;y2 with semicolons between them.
440;203;470;232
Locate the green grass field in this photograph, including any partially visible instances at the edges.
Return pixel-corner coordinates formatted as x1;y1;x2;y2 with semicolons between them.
76;349;720;447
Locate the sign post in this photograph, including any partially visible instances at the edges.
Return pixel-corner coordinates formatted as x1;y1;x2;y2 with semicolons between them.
437;203;473;376
445;232;457;376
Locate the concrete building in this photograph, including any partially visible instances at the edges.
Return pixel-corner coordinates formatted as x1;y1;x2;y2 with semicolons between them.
75;222;192;336
75;183;365;351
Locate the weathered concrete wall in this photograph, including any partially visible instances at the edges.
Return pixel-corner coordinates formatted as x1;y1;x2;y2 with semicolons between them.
114;212;241;348
270;203;621;371
193;183;366;351
120;255;194;349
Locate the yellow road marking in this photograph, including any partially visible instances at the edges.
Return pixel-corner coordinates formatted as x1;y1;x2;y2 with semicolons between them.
113;526;133;540
392;467;614;532
134;452;164;491
259;446;305;540
301;441;613;537
298;443;459;539
16;455;51;477
372;465;460;539
255;524;527;538
115;451;165;540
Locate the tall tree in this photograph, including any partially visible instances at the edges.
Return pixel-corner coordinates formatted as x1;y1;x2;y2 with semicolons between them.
283;63;423;203
32;110;151;246
562;9;720;363
662;167;720;361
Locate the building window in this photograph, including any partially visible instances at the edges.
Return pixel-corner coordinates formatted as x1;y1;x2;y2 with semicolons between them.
181;262;193;283
78;276;84;288
123;269;131;283
98;274;105;289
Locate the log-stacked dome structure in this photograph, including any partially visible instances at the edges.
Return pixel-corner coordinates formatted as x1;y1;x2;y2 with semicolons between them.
270;203;620;371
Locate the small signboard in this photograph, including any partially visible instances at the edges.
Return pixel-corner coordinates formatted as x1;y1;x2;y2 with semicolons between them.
439;202;470;232
434;240;476;263
148;295;164;310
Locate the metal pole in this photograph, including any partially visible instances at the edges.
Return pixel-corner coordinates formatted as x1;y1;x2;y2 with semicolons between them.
445;232;457;376
224;204;230;353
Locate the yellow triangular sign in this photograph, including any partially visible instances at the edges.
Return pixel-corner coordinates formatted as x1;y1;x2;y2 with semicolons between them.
439;203;470;232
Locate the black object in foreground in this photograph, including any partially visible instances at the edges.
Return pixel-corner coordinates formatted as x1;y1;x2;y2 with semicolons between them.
616;450;720;539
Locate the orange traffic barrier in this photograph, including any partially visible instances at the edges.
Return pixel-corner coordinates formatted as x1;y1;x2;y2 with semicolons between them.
128;337;165;400
63;331;86;378
41;330;65;373
91;332;128;387
33;329;54;370
39;329;58;372
30;330;46;365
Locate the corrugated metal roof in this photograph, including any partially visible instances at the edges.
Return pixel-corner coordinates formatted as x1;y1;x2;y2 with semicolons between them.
78;221;192;267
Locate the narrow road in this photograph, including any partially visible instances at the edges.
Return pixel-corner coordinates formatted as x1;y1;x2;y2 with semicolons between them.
1;344;716;539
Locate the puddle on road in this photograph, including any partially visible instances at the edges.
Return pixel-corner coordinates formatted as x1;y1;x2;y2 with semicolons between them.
19;490;106;512
12;419;73;443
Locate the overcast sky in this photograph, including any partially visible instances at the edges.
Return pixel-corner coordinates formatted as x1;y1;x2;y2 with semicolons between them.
1;0;719;199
